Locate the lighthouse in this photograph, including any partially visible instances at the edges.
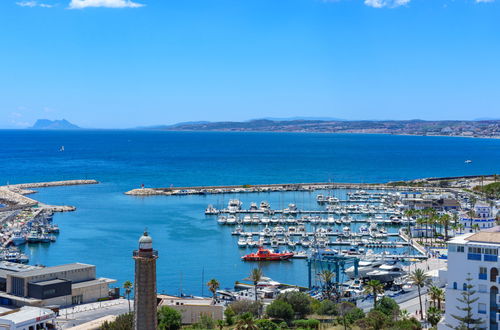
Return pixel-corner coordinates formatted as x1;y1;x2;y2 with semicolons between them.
133;231;158;330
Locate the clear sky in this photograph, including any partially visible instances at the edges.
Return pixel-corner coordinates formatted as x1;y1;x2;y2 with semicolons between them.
1;0;499;128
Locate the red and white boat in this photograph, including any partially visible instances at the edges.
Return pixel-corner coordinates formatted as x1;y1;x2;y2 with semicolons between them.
241;247;294;261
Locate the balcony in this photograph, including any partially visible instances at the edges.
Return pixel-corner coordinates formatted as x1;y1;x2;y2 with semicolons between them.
479;273;488;280
484;254;498;262
468;253;482;261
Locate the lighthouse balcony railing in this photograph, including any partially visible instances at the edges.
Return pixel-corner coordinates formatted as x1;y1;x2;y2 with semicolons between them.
133;250;158;257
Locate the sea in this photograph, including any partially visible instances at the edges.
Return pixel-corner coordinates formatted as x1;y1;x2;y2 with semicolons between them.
1;130;499;295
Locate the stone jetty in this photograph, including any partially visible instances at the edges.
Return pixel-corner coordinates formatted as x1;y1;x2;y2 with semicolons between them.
125;182;436;197
0;179;98;212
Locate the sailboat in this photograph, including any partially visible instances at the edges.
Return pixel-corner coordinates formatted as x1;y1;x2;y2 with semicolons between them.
59;146;65;152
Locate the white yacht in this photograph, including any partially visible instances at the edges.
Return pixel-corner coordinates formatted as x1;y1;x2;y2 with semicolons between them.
366;263;406;283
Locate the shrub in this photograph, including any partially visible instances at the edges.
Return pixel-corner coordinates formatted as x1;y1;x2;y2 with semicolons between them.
276;292;312;318
158;306;182;330
354;310;389;330
255;319;278;330
278;321;289;329
224;306;236;325
100;312;133;330
292;319;320;329
191;314;215;329
389;318;422;330
229;300;262;316
374;296;400;319
317;300;337;316
345;306;364;324
266;300;294;323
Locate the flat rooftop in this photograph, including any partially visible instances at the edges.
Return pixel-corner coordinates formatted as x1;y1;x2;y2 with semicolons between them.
72;278;116;289
158;294;215;306
0;306;54;323
9;263;94;278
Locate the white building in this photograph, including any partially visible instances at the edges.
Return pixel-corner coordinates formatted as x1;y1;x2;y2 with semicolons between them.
460;203;497;231
441;229;500;330
0;306;55;329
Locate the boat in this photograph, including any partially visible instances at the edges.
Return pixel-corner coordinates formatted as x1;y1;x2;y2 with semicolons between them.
292;251;308;258
238;238;247;247
344;259;387;279
241;247;294;261
260;201;270;210
205;205;218;215
228;199;242;211
366;263;406;283
465;160;472;164
217;216;227;224
249;202;258;211
11;231;26;246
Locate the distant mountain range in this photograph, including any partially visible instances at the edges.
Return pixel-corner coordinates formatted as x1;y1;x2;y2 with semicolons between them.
147;119;500;138
30;119;80;130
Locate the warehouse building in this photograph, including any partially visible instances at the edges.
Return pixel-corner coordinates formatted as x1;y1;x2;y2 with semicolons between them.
0;262;116;307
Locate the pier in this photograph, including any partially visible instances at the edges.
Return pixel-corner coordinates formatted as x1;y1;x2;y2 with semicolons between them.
0;179;98;212
125;181;442;197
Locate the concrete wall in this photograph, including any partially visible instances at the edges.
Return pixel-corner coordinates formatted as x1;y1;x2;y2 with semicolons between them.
73;282;110;304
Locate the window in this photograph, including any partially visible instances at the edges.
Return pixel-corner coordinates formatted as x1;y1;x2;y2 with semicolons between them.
479;267;488;280
484;248;498;255
453;282;457;290
478;303;486;314
479;284;487;293
457;246;465;253
469;247;482;254
463;283;468;291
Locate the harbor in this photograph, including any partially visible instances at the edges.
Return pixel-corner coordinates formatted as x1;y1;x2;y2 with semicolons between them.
0;180;99;265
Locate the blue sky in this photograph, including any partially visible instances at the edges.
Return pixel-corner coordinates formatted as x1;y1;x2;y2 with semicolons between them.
0;0;499;128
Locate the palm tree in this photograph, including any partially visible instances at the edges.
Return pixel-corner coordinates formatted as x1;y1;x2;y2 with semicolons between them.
410;269;430;320
439;214;451;241
250;268;263;302
467;209;476;232
123;280;133;313
428;285;445;310
235;313;257;330
363;280;384;308
473;223;480;233
207;278;220;304
404;209;416;238
318;269;335;300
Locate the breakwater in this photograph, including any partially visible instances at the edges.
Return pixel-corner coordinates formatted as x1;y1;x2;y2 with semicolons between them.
125;182;443;196
0;180;98;212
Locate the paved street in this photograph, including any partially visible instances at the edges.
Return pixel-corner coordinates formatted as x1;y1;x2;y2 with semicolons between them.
56;298;132;329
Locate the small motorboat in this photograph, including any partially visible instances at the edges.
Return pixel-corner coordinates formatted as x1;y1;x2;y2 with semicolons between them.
241;247;294;261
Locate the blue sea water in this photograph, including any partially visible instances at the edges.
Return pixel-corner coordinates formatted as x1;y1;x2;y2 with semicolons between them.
1;130;499;295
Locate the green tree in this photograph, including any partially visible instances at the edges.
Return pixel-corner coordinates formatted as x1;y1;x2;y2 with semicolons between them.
250;268;263;302
317;299;337;316
224;306;236;325
409;268;430;320
439;214;451;241
207;278;220;303
255;319;278;330
450;274;484;329
427;306;442;328
354;310;389;330
158;306;182;330
336;301;356;330
123;281;133;314
374;296;400;320
235;312;258;330
363;280;384;308
266;300;294;323
276;291;312;319
229;300;261;317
